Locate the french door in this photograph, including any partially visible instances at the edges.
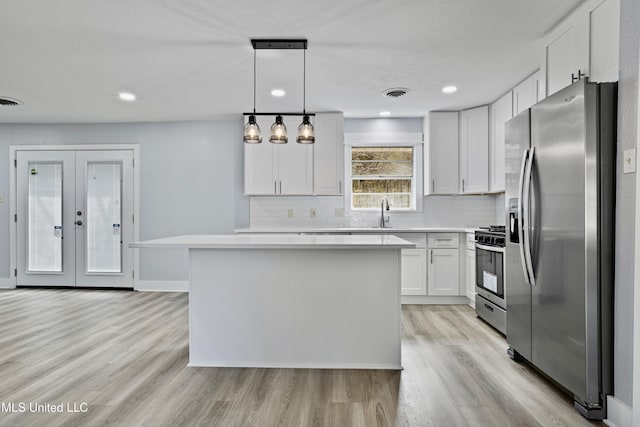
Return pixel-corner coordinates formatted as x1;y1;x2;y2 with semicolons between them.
16;150;134;288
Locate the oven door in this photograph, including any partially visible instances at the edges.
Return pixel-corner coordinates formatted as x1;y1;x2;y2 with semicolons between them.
475;243;505;309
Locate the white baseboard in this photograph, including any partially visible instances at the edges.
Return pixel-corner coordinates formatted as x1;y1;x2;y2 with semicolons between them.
605;396;632;427
134;280;188;292
401;295;470;305
0;278;16;289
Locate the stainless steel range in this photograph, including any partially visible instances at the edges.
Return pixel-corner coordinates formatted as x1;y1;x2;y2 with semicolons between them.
475;226;506;334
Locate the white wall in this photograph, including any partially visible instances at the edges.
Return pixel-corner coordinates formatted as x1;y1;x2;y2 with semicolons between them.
0;119;249;282
614;0;639;407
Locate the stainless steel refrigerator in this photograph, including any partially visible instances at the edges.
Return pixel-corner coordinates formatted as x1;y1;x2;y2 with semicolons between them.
504;79;616;420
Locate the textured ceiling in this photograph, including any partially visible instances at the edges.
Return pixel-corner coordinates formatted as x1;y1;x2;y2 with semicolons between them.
0;0;584;123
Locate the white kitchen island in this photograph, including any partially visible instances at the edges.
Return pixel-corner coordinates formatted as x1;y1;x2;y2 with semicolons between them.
130;234;415;370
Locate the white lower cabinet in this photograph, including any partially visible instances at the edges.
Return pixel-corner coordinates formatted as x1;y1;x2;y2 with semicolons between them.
401;249;427;295
427;248;460;296
466;249;476;302
465;232;476;303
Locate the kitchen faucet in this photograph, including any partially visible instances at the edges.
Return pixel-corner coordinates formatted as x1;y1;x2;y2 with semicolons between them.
379;196;390;228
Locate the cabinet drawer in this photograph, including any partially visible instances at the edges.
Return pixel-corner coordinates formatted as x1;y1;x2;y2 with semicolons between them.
394;233;427;249
466;233;476;250
428;233;459;248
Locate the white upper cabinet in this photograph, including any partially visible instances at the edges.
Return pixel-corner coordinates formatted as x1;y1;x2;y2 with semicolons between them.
489;92;513;193
459;106;489;194
589;0;620;82
513;73;538;116
244;115;313;195
313;113;344;195
424;112;459;195
545;24;585;96
542;0;620;97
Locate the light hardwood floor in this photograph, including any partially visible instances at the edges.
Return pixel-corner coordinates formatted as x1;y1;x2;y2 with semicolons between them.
0;289;604;427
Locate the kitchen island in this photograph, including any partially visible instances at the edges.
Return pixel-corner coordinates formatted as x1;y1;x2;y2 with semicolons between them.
130;234;415;369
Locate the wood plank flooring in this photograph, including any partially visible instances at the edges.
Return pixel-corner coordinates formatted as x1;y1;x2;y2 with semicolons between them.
0;289;604;427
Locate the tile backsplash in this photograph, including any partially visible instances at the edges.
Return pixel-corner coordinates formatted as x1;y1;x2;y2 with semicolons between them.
249;195;501;228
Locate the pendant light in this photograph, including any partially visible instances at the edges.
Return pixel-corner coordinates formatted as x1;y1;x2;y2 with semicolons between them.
296;48;315;144
269;115;288;144
243;49;261;144
245;39;315;145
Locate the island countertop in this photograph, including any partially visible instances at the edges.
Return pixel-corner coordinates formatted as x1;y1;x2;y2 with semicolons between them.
234;226;481;234
130;234;416;250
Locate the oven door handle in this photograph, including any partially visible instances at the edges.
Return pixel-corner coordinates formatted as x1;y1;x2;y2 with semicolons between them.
522;147;536;286
517;148;532;285
475;243;505;253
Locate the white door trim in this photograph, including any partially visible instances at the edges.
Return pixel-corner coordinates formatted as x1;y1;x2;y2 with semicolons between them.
9;144;140;289
633;69;640;427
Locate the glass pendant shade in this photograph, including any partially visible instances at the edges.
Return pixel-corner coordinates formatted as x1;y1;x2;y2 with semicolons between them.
269;115;288;144
296;115;315;144
243;115;262;144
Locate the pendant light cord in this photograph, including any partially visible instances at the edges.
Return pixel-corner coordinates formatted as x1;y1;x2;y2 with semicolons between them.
253;49;257;114
303;48;306;115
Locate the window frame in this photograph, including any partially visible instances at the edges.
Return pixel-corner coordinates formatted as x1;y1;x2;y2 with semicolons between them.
344;133;423;212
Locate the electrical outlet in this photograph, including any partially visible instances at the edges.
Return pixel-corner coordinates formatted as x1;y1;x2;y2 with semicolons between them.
287;209;294;218
310;208;317;219
624;149;636;173
335;208;344;218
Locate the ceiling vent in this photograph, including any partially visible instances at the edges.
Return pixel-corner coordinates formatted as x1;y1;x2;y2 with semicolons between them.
382;88;410;98
0;97;22;106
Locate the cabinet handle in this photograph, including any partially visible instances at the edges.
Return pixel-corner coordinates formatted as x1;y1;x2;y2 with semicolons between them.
430;250;433;264
484;303;494;312
279;181;282;194
571;69;585;83
339;180;342;194
462;179;465;192
432;179;435;193
274;181;277;194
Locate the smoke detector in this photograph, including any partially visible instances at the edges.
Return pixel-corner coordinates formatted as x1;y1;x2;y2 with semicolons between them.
382;87;410;98
0;97;23;106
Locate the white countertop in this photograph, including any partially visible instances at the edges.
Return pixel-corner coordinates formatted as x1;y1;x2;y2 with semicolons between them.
130;234;416;250
234;227;481;234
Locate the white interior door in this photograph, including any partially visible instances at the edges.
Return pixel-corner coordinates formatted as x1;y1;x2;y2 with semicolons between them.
16;149;134;288
16;151;76;286
75;151;134;287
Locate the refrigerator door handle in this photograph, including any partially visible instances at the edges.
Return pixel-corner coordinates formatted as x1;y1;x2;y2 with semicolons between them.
522;147;536;286
517;148;531;285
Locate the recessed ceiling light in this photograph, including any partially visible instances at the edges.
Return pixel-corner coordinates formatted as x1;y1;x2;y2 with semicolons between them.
379;111;391;117
118;92;136;102
442;86;457;94
271;89;286;97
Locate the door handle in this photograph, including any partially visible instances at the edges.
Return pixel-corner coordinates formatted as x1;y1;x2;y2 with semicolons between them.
522;147;536;286
75;220;83;226
517;149;531;285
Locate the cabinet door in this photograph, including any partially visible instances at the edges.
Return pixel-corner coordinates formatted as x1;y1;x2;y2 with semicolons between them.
466;249;476;302
278;142;313;195
425;112;459;195
489;92;513;193
313;113;344;195
513;75;536;116
459;106;489;194
589;0;620;82
401;249;427;296
427;249;459;296
244;116;276;195
545;17;589;97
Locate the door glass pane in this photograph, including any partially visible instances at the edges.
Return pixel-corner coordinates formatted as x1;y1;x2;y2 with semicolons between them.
87;162;122;273
28;163;63;272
